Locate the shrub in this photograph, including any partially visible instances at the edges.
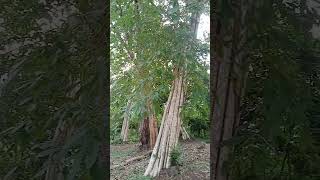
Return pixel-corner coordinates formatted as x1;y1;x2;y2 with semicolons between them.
170;144;182;166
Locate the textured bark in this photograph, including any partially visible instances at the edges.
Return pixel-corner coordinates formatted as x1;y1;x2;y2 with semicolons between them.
181;126;190;140
140;117;150;150
211;1;249;180
120;115;129;142
148;109;158;149
139;101;158;150
144;68;185;177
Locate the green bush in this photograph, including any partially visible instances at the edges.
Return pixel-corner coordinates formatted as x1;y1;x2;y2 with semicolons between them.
111;135;122;145
110;122;122;144
170;144;182;166
128;129;139;143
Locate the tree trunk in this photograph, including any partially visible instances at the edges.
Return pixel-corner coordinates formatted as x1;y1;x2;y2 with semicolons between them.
140;117;150;150
148;108;158;149
211;1;249;180
180;125;190;140
139;101;158;150
120;115;129;142
121;102;131;142
144;68;185;177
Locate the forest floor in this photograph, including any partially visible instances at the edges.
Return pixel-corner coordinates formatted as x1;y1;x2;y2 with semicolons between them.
111;139;209;180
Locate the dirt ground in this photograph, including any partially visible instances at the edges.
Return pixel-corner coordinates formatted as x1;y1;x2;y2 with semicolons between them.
111;140;209;180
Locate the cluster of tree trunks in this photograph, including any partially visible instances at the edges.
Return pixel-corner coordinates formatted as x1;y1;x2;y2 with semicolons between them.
144;68;185;177
211;0;249;180
121;104;157;150
144;7;200;177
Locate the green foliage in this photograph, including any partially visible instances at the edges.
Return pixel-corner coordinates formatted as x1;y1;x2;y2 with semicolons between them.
225;1;320;179
1;0;108;179
128;128;140;143
111;135;122;145
170;144;182;166
128;174;152;180
182;62;209;139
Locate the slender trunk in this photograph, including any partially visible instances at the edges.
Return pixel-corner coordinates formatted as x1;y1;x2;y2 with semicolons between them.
180;73;190;141
120;115;129;142
148;107;158;149
121;102;131;142
211;1;249;180
181;125;190;140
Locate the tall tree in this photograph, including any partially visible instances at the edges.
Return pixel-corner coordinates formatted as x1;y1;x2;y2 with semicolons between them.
111;0;160;150
120;101;131;142
144;0;207;176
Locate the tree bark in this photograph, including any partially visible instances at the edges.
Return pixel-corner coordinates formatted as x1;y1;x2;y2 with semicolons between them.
181;125;190;140
120;115;129;142
211;1;249;180
121;101;131;142
148;107;158;149
139;101;158;150
144;68;185;177
140;117;150;150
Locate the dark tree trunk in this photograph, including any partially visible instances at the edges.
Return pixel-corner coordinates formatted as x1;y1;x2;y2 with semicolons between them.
140;117;151;150
211;1;250;180
148;111;158;149
139;113;158;150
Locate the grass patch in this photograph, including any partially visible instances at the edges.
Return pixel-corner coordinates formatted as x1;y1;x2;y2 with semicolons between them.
128;174;152;180
111;148;136;159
